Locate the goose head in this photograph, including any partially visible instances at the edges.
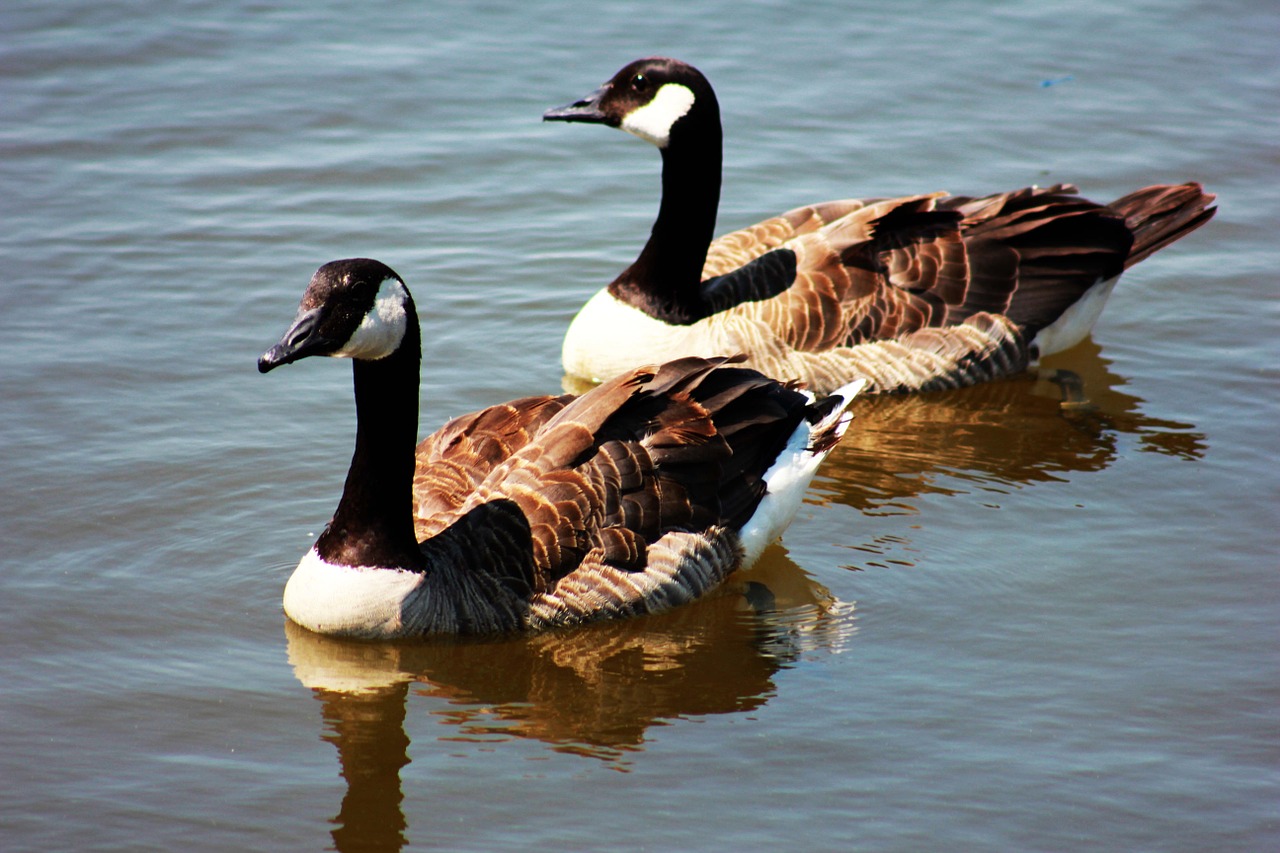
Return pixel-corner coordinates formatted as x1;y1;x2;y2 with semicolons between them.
543;56;719;149
259;258;413;373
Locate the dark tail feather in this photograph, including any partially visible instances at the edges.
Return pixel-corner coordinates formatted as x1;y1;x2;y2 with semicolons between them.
1109;182;1217;269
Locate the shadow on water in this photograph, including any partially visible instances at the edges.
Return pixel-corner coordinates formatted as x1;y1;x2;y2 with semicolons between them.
285;340;1203;851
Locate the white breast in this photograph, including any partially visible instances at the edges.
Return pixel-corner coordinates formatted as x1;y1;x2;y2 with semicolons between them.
561;289;702;381
282;547;425;639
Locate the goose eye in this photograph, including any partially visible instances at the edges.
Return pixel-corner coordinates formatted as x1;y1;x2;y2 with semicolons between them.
630;73;649;91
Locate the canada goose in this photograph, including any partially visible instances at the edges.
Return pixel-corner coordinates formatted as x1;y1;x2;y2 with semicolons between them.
544;57;1216;394
259;258;864;638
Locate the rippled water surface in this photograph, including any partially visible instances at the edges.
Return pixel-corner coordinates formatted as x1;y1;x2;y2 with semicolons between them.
2;1;1276;850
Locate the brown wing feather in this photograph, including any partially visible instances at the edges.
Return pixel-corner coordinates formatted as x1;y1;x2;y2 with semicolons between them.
412;395;572;538
440;365;705;595
702;183;1214;364
715;195;953;352
701;198;878;277
425;357;814;601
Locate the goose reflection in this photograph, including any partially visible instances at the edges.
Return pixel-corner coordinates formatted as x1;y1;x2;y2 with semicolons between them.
810;340;1205;515
287;549;853;851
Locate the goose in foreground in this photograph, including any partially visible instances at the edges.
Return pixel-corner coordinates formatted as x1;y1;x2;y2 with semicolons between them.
544;57;1217;394
258;258;864;639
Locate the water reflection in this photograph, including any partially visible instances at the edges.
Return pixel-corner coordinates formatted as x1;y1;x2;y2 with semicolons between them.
289;342;1204;851
813;340;1206;515
287;551;854;851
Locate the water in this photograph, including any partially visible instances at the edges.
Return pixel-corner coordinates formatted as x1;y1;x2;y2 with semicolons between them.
2;0;1276;849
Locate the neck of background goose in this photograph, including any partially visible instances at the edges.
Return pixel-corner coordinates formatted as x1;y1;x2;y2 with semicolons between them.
609;119;722;323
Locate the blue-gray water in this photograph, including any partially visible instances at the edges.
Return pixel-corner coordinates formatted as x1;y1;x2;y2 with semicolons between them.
2;1;1276;850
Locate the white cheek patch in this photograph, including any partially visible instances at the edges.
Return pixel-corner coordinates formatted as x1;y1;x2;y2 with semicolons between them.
621;83;696;148
333;277;409;360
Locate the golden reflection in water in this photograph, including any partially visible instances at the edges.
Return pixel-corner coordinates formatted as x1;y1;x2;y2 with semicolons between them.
290;342;1203;851
287;550;854;851
812;340;1205;516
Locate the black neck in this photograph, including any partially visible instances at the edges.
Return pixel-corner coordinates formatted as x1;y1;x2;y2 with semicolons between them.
609;117;723;324
317;309;425;571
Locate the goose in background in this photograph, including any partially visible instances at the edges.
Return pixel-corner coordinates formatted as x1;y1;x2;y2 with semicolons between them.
258;258;864;638
544;57;1216;394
